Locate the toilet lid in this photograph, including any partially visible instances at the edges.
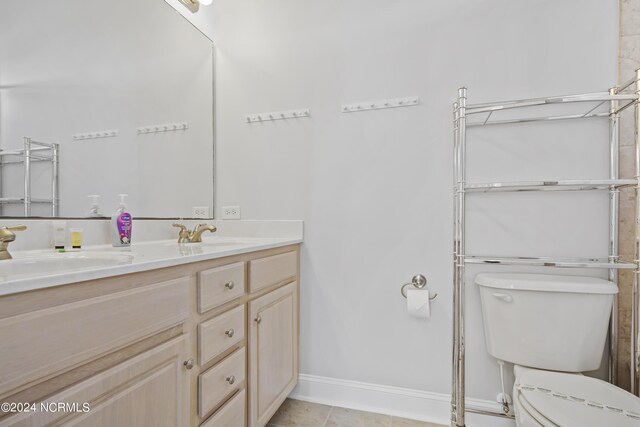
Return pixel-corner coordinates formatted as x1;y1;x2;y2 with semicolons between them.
516;369;640;427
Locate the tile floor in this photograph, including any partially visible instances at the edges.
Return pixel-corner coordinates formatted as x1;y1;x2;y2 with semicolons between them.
267;398;447;427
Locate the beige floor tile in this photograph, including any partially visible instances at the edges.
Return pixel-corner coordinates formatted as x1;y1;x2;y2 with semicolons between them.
268;398;332;427
391;416;447;427
268;399;446;427
324;406;391;427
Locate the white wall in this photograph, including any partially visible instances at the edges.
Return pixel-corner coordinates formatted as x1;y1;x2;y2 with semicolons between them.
211;0;618;419
0;0;214;217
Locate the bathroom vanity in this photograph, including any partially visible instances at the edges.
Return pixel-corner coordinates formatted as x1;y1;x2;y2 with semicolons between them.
0;236;300;427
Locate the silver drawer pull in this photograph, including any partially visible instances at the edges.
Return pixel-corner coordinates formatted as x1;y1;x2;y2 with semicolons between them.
226;375;236;385
225;329;234;338
254;315;262;324
225;281;235;290
183;359;194;370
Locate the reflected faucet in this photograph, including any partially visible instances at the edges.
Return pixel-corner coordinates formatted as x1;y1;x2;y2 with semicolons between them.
0;225;27;260
172;223;216;244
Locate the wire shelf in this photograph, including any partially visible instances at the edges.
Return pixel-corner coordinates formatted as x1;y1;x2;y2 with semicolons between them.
451;73;640;427
0;198;54;204
466;93;637;114
0;138;59;216
464;179;637;193
464;255;637;269
464;92;638;127
0;146;51;156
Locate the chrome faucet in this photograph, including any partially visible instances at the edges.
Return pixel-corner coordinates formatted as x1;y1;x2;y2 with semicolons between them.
0;225;27;260
172;223;217;243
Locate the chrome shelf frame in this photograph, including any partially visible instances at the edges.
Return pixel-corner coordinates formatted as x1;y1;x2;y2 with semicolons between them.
0;137;59;217
450;70;640;427
464;179;637;193
0;198;54;204
466;92;638;127
464;255;636;269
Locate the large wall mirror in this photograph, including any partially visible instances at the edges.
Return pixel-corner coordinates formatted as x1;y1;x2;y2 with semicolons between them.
0;0;214;218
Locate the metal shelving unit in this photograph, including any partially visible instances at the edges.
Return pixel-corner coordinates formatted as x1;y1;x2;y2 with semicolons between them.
451;70;640;427
464;179;637;193
0;137;59;217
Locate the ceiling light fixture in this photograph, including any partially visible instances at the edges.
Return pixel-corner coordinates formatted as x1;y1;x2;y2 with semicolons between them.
178;0;212;13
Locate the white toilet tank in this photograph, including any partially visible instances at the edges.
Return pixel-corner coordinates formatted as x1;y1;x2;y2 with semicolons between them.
475;273;618;372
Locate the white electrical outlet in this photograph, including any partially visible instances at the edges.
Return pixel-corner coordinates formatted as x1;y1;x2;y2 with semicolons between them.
222;205;241;220
192;206;210;218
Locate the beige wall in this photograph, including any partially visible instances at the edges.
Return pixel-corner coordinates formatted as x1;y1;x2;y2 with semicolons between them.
618;0;639;392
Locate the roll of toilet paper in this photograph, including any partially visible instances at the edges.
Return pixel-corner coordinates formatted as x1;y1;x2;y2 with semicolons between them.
407;289;431;318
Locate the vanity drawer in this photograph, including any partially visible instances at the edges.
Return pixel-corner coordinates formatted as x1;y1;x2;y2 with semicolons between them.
198;262;245;314
199;305;245;365
198;348;246;418
0;277;189;397
249;251;297;293
200;389;246;427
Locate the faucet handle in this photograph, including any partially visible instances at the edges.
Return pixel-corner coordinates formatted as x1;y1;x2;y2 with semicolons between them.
173;223;190;243
0;225;26;248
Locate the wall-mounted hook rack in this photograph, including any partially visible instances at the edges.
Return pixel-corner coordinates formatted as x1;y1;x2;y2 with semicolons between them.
72;130;119;141
137;122;188;135
246;109;310;123
341;96;420;113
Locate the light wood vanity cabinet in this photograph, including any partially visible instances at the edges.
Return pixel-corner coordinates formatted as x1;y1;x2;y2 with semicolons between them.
0;244;299;427
198;261;245;314
248;282;298;427
6;335;192;427
199;348;246;418
200;389;246;427
248;251;297;293
199;305;245;365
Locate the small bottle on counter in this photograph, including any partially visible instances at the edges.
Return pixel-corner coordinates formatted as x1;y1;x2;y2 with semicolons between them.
87;195;105;218
70;228;84;250
52;221;66;252
111;194;132;247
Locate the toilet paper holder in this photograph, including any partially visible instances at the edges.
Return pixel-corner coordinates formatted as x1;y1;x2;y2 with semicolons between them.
400;274;438;300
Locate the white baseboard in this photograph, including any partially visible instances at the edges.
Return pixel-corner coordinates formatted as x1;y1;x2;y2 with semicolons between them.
289;374;516;427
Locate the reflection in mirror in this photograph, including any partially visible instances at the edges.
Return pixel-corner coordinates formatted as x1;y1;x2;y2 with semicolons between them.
0;0;214;218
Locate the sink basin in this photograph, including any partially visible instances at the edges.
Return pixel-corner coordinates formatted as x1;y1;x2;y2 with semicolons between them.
160;238;260;248
195;241;245;247
159;241;232;247
0;252;134;281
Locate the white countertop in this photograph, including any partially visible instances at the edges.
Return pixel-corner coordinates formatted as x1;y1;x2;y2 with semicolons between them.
0;236;302;297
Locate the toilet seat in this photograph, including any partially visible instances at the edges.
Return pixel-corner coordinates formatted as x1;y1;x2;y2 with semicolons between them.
514;388;557;427
513;367;640;427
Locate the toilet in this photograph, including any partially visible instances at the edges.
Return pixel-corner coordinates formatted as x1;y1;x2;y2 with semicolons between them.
475;273;640;426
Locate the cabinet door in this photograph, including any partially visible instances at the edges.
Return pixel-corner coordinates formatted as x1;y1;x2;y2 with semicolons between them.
248;282;298;427
2;335;191;427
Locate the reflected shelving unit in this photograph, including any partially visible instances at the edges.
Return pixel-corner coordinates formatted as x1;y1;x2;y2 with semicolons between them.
451;71;640;427
0;137;59;217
